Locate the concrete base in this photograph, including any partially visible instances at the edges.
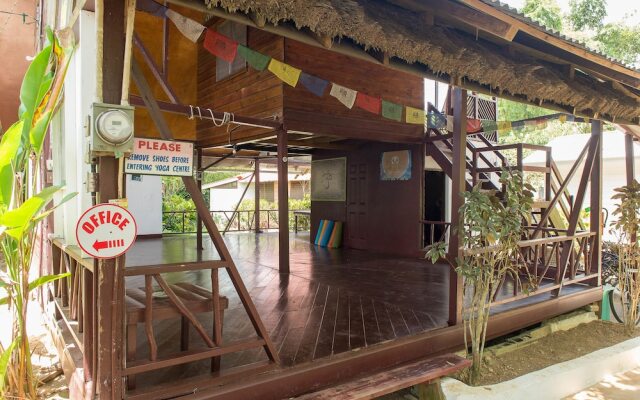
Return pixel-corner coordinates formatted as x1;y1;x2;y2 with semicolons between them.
442;337;640;400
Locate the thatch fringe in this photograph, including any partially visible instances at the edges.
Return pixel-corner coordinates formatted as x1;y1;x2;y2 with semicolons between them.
206;0;639;121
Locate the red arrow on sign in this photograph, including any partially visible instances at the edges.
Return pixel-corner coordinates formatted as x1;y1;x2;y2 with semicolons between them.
93;239;125;251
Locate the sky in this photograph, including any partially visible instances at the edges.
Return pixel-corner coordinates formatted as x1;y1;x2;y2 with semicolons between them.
504;0;640;25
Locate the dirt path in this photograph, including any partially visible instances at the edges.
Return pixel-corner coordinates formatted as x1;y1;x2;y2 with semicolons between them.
475;321;639;386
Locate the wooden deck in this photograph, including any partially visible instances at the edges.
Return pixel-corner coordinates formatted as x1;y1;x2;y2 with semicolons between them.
121;232;595;392
125;232;451;388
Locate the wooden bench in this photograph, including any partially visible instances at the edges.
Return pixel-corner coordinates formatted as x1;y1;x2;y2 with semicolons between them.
125;282;229;389
296;354;470;400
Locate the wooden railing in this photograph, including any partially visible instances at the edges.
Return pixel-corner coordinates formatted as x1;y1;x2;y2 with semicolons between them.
420;220;452;247
162;209;310;234
461;229;597;306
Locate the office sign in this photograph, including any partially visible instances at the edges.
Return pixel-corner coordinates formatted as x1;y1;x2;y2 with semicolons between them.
76;204;137;259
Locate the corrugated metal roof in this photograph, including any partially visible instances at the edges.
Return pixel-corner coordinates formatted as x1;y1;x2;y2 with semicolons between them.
478;0;639;72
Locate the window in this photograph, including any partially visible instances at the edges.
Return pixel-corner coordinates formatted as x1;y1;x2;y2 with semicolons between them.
216;21;247;81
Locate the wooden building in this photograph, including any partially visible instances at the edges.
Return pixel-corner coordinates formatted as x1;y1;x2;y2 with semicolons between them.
37;0;640;399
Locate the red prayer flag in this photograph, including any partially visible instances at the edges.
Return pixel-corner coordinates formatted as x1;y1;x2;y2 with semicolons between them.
355;92;381;114
467;119;482;133
203;29;237;62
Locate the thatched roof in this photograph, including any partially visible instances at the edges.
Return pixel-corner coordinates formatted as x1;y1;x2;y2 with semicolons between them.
204;0;639;123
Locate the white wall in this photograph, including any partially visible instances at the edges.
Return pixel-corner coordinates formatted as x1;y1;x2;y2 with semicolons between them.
556;157;635;240
52;10;95;244
126;175;163;235
209;182;254;210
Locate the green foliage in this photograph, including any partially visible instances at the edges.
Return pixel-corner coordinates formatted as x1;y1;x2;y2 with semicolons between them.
609;181;640;335
522;0;564;31
610;180;640;244
594;24;640;66
569;0;607;30
0;27;76;398
425;169;534;382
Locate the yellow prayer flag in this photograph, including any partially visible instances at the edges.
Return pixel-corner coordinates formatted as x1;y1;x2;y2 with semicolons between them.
497;121;511;131
584;117;590;124
405;106;425;125
559;115;567;123
268;59;301;87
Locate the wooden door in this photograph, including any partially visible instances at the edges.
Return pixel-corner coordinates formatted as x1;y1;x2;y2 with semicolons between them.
347;162;368;249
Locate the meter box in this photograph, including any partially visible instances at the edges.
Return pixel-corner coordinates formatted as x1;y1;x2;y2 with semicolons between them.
91;103;135;155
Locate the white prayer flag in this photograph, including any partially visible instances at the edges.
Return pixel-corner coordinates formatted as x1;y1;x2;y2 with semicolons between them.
329;83;357;109
166;9;206;43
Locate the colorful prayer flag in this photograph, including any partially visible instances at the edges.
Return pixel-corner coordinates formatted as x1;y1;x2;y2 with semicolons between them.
330;83;357;109
355;92;381;114
497;121;512;131
203;29;238;62
166;9;205;43
480;120;497;133
584;117;590;124
299;72;329;97
405;106;425;125
268;59;301;87
381;100;402;121
467;119;482;133
427;111;447;129
559;114;567;123
237;45;271;71
512;120;525;129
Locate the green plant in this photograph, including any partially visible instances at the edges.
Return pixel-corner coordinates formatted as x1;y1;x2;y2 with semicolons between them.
426;169;534;383
0;27;76;398
609;180;640;335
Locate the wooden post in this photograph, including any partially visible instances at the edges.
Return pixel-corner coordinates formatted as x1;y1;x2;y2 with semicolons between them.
626;134;635;185
96;0;126;396
255;158;261;233
197;147;203;250
278;130;290;273
448;87;467;326
590;120;603;285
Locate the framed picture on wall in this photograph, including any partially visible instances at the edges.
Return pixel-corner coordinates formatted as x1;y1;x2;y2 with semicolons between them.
381;150;412;181
311;157;347;201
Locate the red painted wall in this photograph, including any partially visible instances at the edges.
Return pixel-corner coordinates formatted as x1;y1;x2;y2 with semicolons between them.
0;0;37;132
312;143;424;257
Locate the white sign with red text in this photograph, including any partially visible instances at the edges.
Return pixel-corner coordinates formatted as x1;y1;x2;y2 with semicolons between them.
76;204;137;259
125;138;193;176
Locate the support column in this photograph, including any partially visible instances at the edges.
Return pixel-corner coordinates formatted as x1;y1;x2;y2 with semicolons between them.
626;134;635;185
255;158;261;233
277;130;290;273
196;147;203;250
590;120;603;286
96;0;126;396
448;87;467;326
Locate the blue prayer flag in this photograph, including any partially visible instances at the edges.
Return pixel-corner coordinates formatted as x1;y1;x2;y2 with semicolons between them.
299;72;329;97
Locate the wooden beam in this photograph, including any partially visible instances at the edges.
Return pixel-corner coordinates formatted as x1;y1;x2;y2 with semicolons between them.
457;0;640;88
133;32;180;103
448;87;467;326
277;130;290;273
255;158;261;233
556;129;600;296
261;138;354;151
128;94;282;130
96;0;126;397
626;133;636;185
130;58;280;364
590;120;603;286
196;147;203;250
388;0;517;41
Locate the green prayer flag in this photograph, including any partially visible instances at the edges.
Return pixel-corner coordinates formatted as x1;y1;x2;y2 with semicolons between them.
480;120;498;132
381;100;402;122
237;45;271;71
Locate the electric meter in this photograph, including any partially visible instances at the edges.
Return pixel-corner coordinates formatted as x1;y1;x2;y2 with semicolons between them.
91;103;135;155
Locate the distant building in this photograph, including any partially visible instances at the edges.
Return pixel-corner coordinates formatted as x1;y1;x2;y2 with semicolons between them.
203;171;310;211
524;130;640;238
